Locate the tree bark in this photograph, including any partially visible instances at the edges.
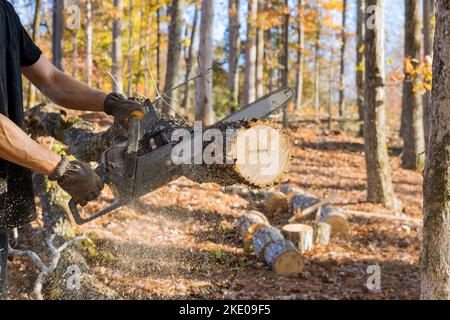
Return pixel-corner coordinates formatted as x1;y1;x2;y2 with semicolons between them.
364;0;398;209
156;7;162;88
420;0;450;300
52;0;64;71
126;0;134;97
295;0;304;112
228;0;241;109
181;4;199;110
338;0;347;117
256;0;265;99
281;0;289;128
86;0;93;87
195;0;215;126
402;0;425;171
112;0;124;92
313;6;321;121
163;0;183;115
356;0;365;135
423;0;435;148
243;0;257;106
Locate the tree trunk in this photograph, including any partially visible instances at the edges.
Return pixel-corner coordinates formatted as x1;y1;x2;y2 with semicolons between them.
27;0;42;109
420;0;450;300
281;0;289;128
338;0;347;117
195;0;215;126
243;0;257;106
256;0;265;99
364;0;398;209
112;0;124;92
313;8;321;121
86;0;93;87
156;7;162;88
163;0;183;115
181;5;199;110
423;0;434;148
71;30;78;78
356;0;365;136
401;0;425;171
52;0;64;71
126;0;134;96
228;0;241;109
295;0;304;112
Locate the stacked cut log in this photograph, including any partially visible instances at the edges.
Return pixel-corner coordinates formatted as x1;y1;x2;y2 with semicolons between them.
285;191;350;238
236;211;304;277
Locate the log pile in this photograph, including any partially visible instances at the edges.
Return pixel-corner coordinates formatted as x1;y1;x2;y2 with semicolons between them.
236;211;304;277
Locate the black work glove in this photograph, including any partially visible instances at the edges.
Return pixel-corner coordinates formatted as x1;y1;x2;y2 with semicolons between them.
49;156;104;206
104;93;146;126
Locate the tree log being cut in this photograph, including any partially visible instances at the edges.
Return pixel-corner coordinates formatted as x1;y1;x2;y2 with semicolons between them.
288;192;350;238
185;120;292;188
282;224;314;253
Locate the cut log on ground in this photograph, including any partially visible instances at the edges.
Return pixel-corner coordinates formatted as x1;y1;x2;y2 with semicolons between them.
263;240;304;277
236;211;270;244
308;222;331;246
252;226;285;259
282;224;314;253
289;192;350;238
265;192;289;215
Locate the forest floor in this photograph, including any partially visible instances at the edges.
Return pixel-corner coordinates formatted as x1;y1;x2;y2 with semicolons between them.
7;113;423;300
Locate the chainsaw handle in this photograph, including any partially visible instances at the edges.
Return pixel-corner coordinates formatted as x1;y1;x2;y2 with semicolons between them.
68;199;124;225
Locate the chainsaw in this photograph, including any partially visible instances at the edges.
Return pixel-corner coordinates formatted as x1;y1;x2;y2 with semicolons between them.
68;87;293;225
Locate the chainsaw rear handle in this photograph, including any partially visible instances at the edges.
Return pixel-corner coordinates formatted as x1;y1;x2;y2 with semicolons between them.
68;198;124;225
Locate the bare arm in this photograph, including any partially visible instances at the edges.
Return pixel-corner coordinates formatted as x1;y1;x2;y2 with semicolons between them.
0;114;60;175
22;55;107;112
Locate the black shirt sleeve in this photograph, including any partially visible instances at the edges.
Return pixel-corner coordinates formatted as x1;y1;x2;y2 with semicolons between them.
19;25;42;67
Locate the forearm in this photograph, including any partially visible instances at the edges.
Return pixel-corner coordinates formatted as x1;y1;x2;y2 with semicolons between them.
39;70;106;112
0;113;60;175
22;55;107;112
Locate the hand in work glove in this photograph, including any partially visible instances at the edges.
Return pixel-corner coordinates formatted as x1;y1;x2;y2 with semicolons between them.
49;155;104;206
104;93;146;126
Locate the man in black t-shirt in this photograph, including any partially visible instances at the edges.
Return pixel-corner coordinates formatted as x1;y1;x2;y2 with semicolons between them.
0;0;146;298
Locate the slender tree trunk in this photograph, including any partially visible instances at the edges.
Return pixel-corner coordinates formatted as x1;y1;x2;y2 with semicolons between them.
402;0;425;171
281;0;289;128
356;0;365;136
423;0;434;148
327;48;335;131
135;0;146;91
163;0;183;115
195;0;215;125
156;7;162;89
338;0;347;117
295;0;304;112
112;0;124;92
86;0;93;87
243;0;257;106
27;0;42;109
182;5;199;110
228;0;241;108
71;30;78;77
127;0;134;96
420;0;450;300
256;0;265;99
364;0;397;209
313;9;321;121
143;3;152;96
52;0;64;71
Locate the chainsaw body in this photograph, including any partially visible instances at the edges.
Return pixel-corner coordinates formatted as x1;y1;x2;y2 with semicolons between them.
69;87;293;225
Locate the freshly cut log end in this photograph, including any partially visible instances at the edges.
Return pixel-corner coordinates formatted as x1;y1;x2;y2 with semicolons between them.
231;120;292;187
264;240;304;277
308;222;331;245
265;192;289;215
282;224;314;253
252;226;285;259
236;211;270;244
